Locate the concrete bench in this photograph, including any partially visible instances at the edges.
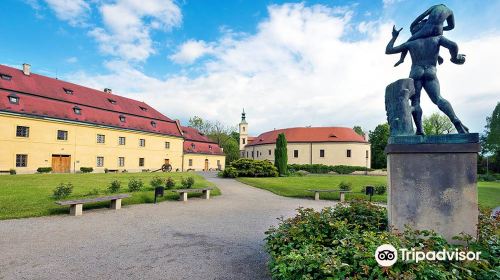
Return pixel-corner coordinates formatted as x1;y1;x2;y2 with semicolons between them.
307;189;352;202
56;194;131;216
173;188;213;202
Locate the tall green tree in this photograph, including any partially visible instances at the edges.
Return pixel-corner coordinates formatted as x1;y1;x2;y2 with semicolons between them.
423;113;455;135
482;102;500;173
274;133;288;176
368;123;390;169
353;126;366;138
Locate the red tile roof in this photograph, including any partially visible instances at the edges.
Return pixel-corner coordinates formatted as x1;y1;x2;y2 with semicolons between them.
0;64;182;137
181;126;224;155
246;127;367;146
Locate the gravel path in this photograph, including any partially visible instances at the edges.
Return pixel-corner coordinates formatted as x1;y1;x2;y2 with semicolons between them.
0;173;335;280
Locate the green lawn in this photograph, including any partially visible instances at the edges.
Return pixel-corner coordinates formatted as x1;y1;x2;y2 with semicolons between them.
0;172;218;220
237;175;500;209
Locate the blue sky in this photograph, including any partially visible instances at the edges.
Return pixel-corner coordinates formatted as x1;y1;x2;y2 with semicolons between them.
1;0;499;134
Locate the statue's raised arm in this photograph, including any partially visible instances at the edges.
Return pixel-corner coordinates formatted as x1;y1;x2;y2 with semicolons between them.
385;26;406;55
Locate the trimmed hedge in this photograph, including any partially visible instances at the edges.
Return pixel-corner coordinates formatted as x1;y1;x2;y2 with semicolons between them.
80;167;93;173
289;164;372;174
265;201;499;279
37;167;52;173
221;158;278;178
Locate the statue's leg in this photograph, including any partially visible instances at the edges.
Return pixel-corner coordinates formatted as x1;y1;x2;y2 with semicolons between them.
423;78;469;133
411;80;424;135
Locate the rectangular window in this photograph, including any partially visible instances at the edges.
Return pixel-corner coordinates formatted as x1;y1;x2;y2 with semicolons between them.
139;158;145;167
217;160;220;166
320;149;325;158
246;151;249;157
96;156;104;167
118;157;125;167
366;150;369;158
347;149;352;158
16;126;29;137
269;149;272;155
189;159;193;166
118;137;126;145
97;134;105;143
139;139;146;147
294;150;299;158
242;138;246;144
251;151;254;158
15;154;27;167
165;142;170;149
57;130;68;140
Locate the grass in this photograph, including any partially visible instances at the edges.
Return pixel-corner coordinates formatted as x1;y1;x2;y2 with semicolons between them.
237;174;500;209
0;172;219;220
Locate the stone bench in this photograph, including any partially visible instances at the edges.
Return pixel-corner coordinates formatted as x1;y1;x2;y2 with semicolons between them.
307;189;352;202
56;194;131;216
172;188;213;202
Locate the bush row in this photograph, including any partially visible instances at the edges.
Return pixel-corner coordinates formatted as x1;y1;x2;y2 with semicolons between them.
220;158;279;178
289;164;372;174
265;201;499;279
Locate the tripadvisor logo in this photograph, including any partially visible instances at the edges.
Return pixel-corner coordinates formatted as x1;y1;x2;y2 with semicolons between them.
374;244;481;267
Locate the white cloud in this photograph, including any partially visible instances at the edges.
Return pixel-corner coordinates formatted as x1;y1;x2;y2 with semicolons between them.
65;57;78;63
170;40;214;64
89;0;182;61
44;0;90;26
68;3;500;135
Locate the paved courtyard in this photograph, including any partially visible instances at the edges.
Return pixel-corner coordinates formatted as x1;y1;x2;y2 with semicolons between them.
0;173;335;280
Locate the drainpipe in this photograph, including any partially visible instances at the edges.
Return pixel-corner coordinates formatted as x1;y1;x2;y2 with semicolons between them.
310;143;313;164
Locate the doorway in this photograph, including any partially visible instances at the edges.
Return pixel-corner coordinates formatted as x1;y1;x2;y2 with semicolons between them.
204;159;209;171
52;155;71;173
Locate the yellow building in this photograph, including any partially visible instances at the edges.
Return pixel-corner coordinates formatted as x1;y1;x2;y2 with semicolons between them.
238;111;371;168
181;126;226;171
0;64;224;174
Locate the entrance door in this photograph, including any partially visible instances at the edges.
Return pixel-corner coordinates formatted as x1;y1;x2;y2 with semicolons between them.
204;159;209;171
52;155;71;173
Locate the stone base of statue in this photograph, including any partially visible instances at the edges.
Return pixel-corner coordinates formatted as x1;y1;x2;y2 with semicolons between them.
385;133;480;242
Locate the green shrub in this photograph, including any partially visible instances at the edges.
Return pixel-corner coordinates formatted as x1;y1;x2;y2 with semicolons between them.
374;184;387;195
85;188;100;196
108;180;121;193
9;169;16;175
128;178;144;192
287;164;372;174
80;167;93;173
221;167;238;178
165;177;176;189
53;183;73;199
230;158;278;177
265;201;499;280
37;167;52;173
338;181;352;191
478;174;496;182
181;177;195;189
150;176;164;189
295;170;310;177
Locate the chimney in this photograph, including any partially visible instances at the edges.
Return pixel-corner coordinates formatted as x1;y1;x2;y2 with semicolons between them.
22;63;31;76
104;88;112;93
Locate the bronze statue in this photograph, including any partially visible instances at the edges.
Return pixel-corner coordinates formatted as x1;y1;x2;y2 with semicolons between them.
385;4;468;135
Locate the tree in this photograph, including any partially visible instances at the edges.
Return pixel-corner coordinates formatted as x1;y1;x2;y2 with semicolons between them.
423;113;455;135
275;133;288;176
353;126;366;138
188;116;240;164
482;102;500;173
368;123;390;169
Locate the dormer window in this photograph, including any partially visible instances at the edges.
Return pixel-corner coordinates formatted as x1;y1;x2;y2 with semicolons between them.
151;121;157;128
119;115;126;122
0;73;12;81
73;106;81;115
191;143;195;149
209;145;212;150
139;106;147;111
108;99;116;104
8;93;19;104
63;88;73;95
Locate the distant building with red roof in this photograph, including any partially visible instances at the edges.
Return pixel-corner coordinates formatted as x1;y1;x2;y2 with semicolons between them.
238;111;370;168
0;63;225;173
181;126;225;170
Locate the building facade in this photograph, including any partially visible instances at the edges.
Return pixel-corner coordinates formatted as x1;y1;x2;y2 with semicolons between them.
238;112;371;168
181;126;226;171
0;64;224;174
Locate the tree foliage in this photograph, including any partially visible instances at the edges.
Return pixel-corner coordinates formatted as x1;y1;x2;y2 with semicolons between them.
423;112;455;135
353;125;365;138
274;133;288;175
481;102;500;173
188;116;240;164
368;123;389;169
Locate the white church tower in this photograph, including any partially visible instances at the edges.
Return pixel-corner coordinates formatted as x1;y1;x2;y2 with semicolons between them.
239;109;248;155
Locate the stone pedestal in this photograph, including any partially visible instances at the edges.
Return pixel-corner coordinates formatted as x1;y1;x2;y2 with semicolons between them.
385;134;480;242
